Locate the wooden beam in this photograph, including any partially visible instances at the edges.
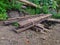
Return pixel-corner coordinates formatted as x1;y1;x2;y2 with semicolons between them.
47;18;60;23
35;24;49;32
18;14;52;27
13;24;33;33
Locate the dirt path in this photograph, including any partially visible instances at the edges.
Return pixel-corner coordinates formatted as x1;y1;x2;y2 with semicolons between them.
0;24;60;45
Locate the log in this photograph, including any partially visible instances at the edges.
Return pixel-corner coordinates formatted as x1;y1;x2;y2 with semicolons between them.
4;14;45;25
13;24;33;33
35;24;49;32
31;26;47;34
14;24;49;33
4;15;30;24
47;18;60;23
18;14;52;27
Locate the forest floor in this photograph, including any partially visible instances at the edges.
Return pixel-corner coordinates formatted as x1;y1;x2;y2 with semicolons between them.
0;23;60;45
0;10;60;45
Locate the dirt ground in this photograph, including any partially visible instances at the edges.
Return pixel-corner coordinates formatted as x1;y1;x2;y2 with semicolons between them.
0;24;60;45
0;11;60;45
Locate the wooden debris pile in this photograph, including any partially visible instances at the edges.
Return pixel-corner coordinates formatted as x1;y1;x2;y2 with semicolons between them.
2;14;52;33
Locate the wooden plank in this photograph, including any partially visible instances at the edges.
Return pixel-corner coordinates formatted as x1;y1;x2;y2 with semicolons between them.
13;24;34;33
18;14;51;27
35;24;49;32
4;14;44;25
47;18;60;23
4;15;31;25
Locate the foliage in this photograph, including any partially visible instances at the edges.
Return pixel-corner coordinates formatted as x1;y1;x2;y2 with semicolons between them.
0;0;59;27
27;0;57;14
52;13;60;19
0;0;58;19
0;0;23;20
55;0;60;12
0;13;8;20
0;0;8;20
55;0;60;6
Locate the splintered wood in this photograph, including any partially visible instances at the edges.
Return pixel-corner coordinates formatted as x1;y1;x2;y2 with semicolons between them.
4;14;43;25
3;14;52;33
12;14;51;33
17;14;51;27
47;18;60;23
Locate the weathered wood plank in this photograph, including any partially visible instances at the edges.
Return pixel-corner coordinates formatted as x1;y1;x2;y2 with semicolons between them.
4;14;44;25
18;14;51;27
47;18;60;23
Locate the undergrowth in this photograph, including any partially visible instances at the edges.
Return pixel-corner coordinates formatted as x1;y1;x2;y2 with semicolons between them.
52;13;60;19
0;0;58;20
0;0;23;20
0;0;59;27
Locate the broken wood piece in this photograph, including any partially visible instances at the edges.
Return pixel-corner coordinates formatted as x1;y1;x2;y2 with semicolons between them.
35;24;49;32
19;0;38;8
4;14;44;25
47;18;60;23
18;14;52;27
13;24;34;33
31;26;47;34
4;15;31;25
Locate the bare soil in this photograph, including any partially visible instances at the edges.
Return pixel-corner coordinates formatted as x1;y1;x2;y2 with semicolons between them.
0;24;60;45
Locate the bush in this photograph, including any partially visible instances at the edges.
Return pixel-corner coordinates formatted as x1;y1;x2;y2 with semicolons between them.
52;13;60;19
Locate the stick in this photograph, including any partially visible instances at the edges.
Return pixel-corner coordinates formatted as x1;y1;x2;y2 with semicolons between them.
19;0;40;8
47;18;60;23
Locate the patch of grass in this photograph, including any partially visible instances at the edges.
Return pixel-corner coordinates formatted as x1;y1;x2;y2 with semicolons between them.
12;22;19;28
0;0;23;20
0;13;8;20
